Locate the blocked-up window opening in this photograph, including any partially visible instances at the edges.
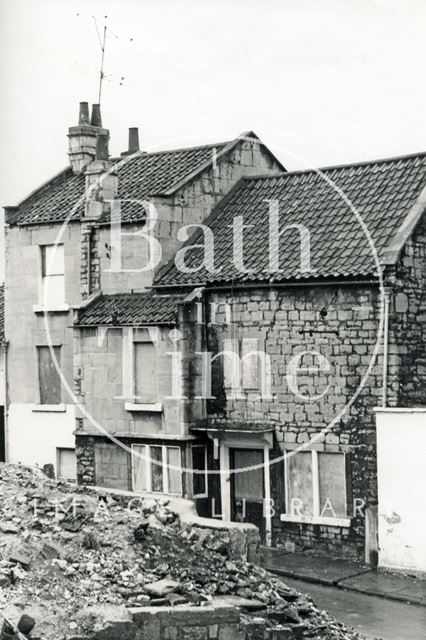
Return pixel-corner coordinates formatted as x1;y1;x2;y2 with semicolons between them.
287;452;313;516
41;244;65;307
192;445;207;496
134;341;157;403
57;448;76;480
37;346;61;404
318;452;346;517
95;443;129;490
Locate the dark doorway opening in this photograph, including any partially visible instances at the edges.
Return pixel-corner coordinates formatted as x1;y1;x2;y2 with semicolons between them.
230;448;265;542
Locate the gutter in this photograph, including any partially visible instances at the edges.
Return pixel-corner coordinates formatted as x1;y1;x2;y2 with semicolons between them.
151;278;380;292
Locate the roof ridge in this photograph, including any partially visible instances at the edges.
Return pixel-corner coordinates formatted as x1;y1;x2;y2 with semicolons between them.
242;150;426;182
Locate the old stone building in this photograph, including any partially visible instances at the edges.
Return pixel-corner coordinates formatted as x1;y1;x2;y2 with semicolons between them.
4;101;425;561
153;154;426;558
3;100;283;479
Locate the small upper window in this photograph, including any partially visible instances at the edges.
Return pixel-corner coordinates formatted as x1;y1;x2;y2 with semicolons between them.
40;245;65;307
134;340;157;403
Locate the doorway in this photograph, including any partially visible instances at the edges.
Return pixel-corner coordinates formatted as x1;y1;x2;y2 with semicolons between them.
230;448;265;541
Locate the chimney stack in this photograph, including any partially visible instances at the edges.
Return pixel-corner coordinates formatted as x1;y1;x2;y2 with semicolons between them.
79;102;90;125
68;102;109;174
128;127;140;153
91;104;102;127
96;132;109;161
121;127;141;156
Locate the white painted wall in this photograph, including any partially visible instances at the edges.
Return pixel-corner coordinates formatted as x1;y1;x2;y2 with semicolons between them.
376;408;426;575
8;403;75;473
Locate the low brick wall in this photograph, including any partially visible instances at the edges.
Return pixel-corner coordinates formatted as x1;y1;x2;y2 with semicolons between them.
70;603;302;640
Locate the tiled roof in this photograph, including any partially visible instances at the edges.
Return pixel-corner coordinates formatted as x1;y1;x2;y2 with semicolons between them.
76;292;182;326
156;152;426;285
0;284;4;344
9;136;254;226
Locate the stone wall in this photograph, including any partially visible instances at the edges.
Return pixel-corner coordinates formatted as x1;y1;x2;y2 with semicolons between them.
201;283;389;558
390;211;426;407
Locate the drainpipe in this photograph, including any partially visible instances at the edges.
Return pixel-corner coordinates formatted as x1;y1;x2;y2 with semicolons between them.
382;287;392;407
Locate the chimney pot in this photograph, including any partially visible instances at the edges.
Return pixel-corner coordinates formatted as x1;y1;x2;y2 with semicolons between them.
96;133;109;161
128;127;140;153
91;104;102;127
78;102;90;125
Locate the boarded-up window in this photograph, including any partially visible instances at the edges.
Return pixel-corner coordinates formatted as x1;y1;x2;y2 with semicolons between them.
285;450;347;520
132;444;181;495
37;346;61;404
134;341;157;403
192;445;207;497
57;448;76;481
287;452;313;516
318;452;347;517
95;443;129;490
41;244;65;307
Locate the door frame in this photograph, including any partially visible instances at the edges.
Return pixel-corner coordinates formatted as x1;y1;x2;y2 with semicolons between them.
219;440;272;546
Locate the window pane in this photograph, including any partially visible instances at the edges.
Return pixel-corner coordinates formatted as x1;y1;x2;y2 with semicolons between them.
233;449;264;501
42;274;65;306
167;447;182;495
192;445;206;496
134;342;157;403
287;452;313;516
241;338;259;389
38;346;61;404
133;445;147;492
42;245;64;276
223;338;239;390
150;446;163;492
318;452;346;517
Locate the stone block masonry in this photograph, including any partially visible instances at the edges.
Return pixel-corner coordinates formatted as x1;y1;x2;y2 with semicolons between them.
204;283;390;558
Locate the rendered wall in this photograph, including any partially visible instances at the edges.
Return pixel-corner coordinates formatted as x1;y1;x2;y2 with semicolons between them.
376;408;426;574
7;403;75;471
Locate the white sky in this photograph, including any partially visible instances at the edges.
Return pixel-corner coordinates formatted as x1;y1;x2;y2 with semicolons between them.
0;0;425;279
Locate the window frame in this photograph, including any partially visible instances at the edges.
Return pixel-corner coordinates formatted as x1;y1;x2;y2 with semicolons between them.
191;444;208;498
37;244;67;310
223;336;262;393
281;449;351;527
131;444;182;496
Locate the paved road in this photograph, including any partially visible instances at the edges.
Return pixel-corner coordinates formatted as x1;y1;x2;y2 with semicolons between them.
280;577;426;640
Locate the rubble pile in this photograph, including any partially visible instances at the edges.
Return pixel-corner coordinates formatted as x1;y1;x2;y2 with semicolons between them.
0;464;364;639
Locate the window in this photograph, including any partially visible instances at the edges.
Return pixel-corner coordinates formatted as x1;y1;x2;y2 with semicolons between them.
37;346;61;404
223;337;264;392
132;444;182;495
192;445;208;497
134;341;157;403
283;450;349;525
40;245;65;307
57;448;76;481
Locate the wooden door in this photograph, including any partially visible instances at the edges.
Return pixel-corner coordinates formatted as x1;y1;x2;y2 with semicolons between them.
230;448;265;541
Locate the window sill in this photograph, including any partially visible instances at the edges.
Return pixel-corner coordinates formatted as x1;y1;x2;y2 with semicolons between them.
33;304;70;313
125;402;163;413
280;514;352;528
32;404;66;413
